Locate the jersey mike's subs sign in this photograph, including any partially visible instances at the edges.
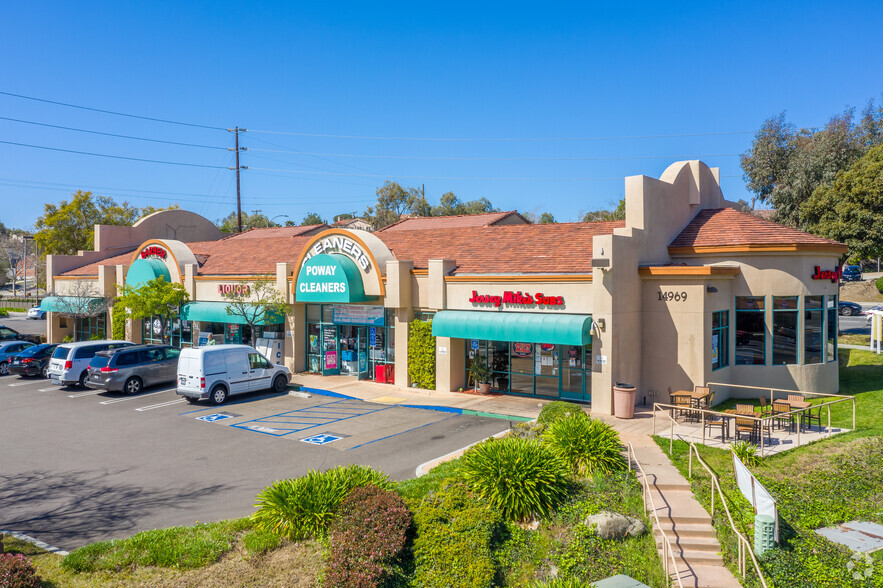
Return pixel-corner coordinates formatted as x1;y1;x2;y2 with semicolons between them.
469;290;565;308
811;266;841;283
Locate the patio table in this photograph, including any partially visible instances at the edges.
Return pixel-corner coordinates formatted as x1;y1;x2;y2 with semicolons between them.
779;398;812;431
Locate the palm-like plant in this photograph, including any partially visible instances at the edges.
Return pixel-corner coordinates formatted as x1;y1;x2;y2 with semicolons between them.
543;412;627;476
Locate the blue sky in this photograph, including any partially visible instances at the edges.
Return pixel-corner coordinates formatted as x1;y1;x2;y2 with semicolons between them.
3;1;882;230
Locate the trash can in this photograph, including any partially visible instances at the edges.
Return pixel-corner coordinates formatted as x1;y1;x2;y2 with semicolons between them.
613;382;637;419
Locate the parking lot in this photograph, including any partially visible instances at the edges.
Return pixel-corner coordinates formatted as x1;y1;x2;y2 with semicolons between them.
0;374;510;550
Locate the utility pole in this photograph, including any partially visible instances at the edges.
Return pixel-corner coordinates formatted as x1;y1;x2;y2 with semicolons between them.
227;127;248;233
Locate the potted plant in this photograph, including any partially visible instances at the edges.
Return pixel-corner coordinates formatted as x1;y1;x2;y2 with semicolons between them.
470;356;492;394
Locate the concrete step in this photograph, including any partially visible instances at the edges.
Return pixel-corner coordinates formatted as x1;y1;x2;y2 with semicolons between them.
672;564;744;588
655;525;719;541
656;534;723;553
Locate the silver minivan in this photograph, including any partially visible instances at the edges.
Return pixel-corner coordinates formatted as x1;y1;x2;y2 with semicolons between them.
47;340;134;387
85;345;180;394
176;344;290;405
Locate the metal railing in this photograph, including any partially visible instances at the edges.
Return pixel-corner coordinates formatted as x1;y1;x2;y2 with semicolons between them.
626;442;685;588
652;406;770;588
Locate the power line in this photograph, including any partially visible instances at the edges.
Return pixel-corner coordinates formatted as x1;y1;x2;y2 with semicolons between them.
0;116;226;150
247;166;625;181
246;147;741;162
0;91;225;131
245;128;756;142
0;139;228;169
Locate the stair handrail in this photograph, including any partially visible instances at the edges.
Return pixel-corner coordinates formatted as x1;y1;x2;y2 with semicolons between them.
626;442;685;588
653;404;770;588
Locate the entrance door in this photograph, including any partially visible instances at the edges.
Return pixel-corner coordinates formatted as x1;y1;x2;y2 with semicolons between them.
321;325;340;376
560;344;589;402
357;327;369;380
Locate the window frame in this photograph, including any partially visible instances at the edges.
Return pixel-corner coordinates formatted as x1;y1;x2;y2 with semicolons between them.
735;296;766;366
711;310;730;370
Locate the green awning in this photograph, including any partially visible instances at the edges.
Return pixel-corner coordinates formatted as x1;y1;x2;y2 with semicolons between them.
41;296;106;314
294;253;376;303
180;301;285;325
126;257;171;288
432;310;592;346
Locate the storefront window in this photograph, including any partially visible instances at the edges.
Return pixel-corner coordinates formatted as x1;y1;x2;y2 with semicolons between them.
735;296;765;365
826;296;837;362
772;297;798;365
142;315;183;347
304;303;394;380
805;296;824;364
712;310;729;370
75;315;106;341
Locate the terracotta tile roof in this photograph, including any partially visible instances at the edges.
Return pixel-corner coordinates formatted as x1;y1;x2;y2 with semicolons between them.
379;210;528;232
62;249;138;276
375;221;624;273
670;208;845;250
219;225;328;239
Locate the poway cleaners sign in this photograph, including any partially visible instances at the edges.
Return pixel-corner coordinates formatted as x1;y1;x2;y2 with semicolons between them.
295;253;371;303
302;235;371;272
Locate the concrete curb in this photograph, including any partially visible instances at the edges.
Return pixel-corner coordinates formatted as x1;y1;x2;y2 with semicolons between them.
1;530;69;556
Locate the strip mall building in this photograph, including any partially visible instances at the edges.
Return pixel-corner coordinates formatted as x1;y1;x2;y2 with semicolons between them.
45;161;846;414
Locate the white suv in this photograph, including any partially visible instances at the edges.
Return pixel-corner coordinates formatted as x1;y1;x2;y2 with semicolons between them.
48;340;134;387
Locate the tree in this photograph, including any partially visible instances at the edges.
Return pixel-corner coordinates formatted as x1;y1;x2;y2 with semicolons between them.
34;191;142;255
138;204;181;218
216;210;280;233
363;181;426;229
117;277;190;345
539;212;556;224
48;280;114;341
800;144;883;261
301;212;326;225
221;278;287;346
582;198;625;222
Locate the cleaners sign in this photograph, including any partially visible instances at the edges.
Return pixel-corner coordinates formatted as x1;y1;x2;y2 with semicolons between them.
295;253;371;302
302;235;372;272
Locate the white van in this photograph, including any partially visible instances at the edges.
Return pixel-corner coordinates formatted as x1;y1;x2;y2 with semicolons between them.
48;340;134;386
176;344;291;405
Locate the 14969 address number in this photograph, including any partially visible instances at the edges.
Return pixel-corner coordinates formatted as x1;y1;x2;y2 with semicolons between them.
658;291;688;302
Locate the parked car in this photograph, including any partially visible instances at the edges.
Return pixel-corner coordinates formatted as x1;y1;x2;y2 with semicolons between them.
8;343;59;378
841;265;863;282
0;341;36;375
85;345;180;395
839;301;863;316
47;340;134;387
176;344;290;405
27;305;47;319
0;325;41;344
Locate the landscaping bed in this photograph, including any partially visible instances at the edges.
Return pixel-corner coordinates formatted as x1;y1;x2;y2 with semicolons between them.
3;402;666;587
657;348;883;588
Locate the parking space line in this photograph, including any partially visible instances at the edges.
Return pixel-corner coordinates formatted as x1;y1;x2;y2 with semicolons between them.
231;400;396;437
7;382;38;387
38;387;59;392
67;390;102;398
136;398;186;411
99;388;175;405
347;414;459;451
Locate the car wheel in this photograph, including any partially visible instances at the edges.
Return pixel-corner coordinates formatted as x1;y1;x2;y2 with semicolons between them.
185;397;200;405
841;306;853;316
210;385;228;405
78;371;88;387
272;374;287;393
41;364;49;378
124;377;142;395
0;362;7;376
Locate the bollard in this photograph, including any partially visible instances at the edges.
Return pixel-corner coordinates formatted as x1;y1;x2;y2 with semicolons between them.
754;514;776;556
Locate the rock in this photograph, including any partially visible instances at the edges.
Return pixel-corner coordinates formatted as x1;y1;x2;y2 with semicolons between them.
584;510;647;540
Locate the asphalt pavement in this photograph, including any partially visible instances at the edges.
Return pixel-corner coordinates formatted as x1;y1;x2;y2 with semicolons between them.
0;374;510;550
0;312;46;336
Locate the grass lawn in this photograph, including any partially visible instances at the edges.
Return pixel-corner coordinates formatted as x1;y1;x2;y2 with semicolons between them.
657;348;883;588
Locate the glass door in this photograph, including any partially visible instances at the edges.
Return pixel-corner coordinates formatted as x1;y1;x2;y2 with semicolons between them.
560;344;591;402
357;327;369;380
321;325;340;376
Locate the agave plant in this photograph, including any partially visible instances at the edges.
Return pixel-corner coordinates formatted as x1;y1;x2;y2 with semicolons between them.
459;436;570;522
543;412;627;476
251;464;390;539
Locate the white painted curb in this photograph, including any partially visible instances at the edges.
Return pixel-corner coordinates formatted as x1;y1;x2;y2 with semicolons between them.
0;530;69;556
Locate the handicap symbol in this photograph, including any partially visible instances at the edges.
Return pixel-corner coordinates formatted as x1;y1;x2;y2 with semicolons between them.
196;413;234;423
300;433;342;445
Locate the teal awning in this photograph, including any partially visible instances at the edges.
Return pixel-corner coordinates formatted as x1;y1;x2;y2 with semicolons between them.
432;311;592;346
180;301;285;325
294;253;376;303
126;257;171;288
41;296;106;314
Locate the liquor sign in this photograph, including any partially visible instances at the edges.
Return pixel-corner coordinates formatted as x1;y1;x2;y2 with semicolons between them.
140;245;167;259
218;284;250;296
469;290;565;308
811;266;841;283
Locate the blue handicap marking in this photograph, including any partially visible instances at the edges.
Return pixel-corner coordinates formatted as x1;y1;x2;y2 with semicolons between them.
471;339;480;350
196;413;234;423
300;432;343;445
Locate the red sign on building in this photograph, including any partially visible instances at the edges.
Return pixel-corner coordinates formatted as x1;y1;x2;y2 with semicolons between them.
140;245;167;259
811;266;841;283
469;290;565;308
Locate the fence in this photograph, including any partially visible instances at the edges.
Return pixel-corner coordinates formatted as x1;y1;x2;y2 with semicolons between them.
0;297;43;310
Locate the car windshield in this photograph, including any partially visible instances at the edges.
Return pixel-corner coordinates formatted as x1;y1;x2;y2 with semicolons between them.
52;346;70;360
19;344;50;357
844;266;861;274
89;356;111;369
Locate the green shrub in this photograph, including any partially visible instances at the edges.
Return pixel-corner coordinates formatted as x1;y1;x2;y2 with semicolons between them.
408;319;435;389
112;301;127;340
537;401;583;426
325;484;413;587
876;275;883;294
731;440;763;467
62;335;73;343
527;579;586;588
459;437;570;522
395;458;463;503
242;529;282;555
0;310;8;318
412;483;501;588
61;519;251;572
0;553;42;588
543;412;627;476
508;420;547;440
251;465;391;540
